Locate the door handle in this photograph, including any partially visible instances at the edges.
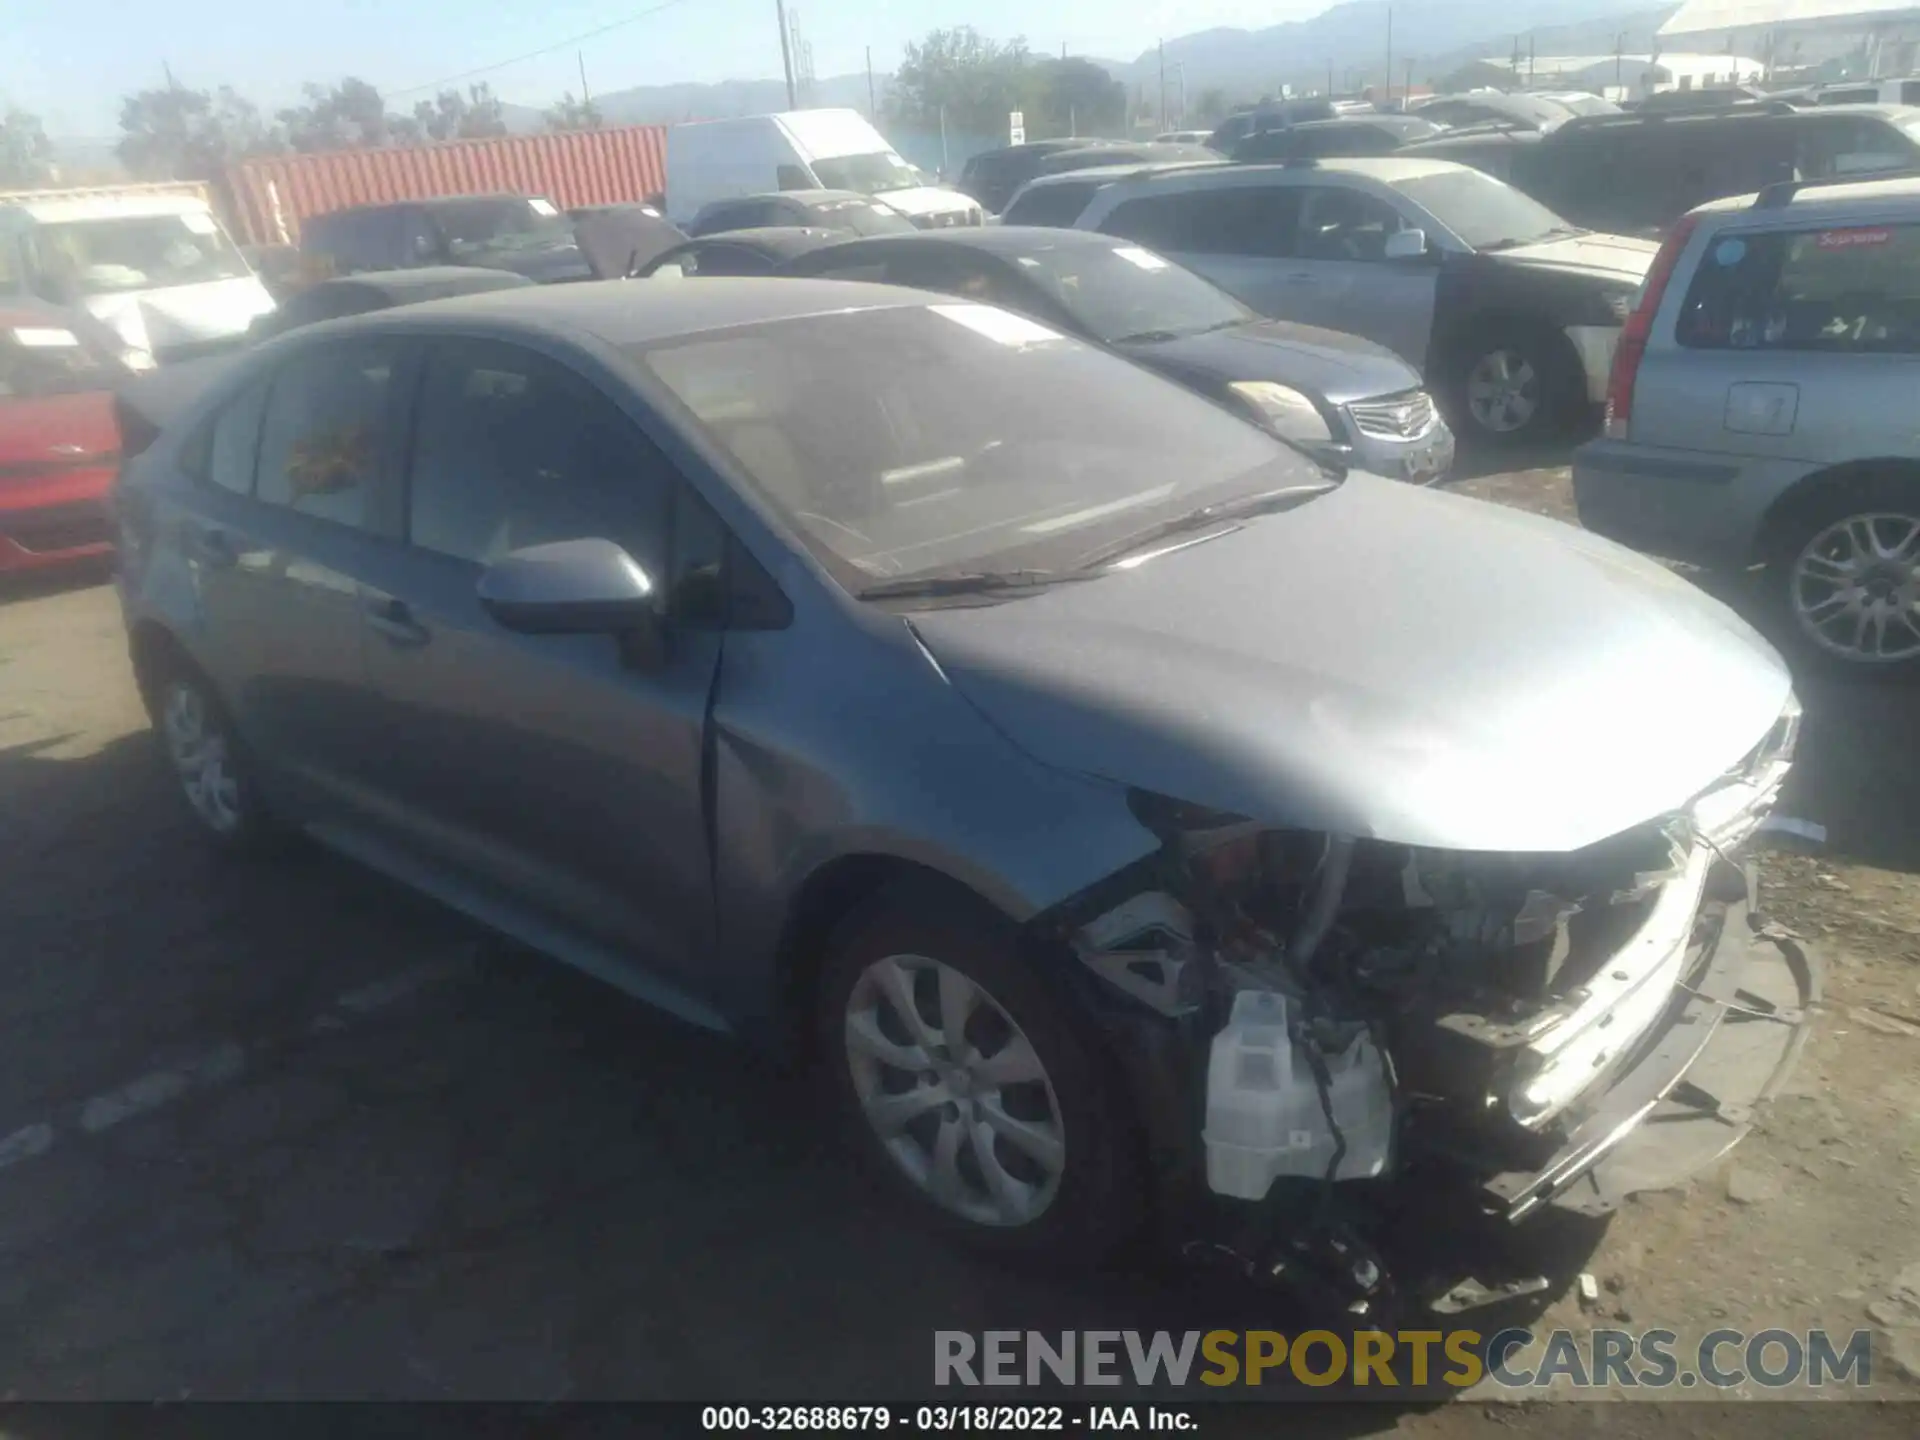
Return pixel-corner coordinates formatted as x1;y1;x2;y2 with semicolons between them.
363;596;430;648
187;524;235;567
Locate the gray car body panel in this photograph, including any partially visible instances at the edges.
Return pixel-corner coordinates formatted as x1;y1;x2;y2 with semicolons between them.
118;280;1788;1046
910;474;1791;854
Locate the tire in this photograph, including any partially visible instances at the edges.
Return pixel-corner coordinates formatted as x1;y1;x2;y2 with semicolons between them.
1763;472;1920;677
1446;324;1585;447
814;884;1145;1263
149;661;280;854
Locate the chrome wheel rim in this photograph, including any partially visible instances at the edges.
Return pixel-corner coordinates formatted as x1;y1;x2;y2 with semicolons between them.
1790;511;1920;664
1466;349;1539;433
161;681;243;834
843;954;1065;1228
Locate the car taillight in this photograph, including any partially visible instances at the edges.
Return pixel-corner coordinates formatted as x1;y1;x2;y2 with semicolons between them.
1604;212;1700;441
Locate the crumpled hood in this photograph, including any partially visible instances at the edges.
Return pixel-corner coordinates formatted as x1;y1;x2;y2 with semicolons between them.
1488;232;1658;286
907;475;1791;854
1124;319;1422;405
875;186;976;219
83;276;276;354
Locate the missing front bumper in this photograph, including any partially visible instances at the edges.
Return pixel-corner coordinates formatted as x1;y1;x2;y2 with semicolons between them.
1482;889;1819;1222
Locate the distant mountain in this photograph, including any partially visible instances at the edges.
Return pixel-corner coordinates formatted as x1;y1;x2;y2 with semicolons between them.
1114;0;1678;97
493;0;1678;136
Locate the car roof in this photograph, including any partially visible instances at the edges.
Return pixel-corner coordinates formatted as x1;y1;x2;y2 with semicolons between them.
1698;169;1920;216
704;189;871;209
1019;158;1226;189
311;193;544;220
2;193;213;223
307;277;934;348
303;266;535;302
1143;155;1469;184
678;226;841;254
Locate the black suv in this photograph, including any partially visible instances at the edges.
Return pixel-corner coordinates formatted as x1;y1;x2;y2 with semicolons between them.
298;194;593;283
1405;101;1920;237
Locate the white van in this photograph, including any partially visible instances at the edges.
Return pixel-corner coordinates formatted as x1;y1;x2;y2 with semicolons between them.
0;192;276;366
666;110;982;231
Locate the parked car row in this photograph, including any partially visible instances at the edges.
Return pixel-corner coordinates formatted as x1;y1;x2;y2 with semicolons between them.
109;258;1811;1310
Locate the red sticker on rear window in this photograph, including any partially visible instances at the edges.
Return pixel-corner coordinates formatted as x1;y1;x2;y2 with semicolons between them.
1815;227;1892;249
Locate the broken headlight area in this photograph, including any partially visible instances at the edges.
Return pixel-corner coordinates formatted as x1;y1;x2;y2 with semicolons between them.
1043;712;1807;1306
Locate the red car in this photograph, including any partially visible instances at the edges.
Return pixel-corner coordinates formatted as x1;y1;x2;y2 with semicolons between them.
0;312;123;574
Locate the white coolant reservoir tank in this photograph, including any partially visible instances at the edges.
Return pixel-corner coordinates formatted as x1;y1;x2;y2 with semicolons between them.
1203;990;1393;1201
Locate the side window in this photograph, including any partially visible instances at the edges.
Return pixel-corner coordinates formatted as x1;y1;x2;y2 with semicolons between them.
205;382;270;494
1675;224;1920;353
685;243;770;277
1003;183;1098;228
1297;187;1405;262
401;210;441;264
1797;118;1917;179
255;341;400;527
804;259;892;283
1100;187;1299;257
406;340;671;573
776;164;811;191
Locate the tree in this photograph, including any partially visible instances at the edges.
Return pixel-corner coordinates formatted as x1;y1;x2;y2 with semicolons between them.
0;108;54;188
544;93;603;132
888;27;1036;139
1030;58;1125;138
412;83;509;142
1192;87;1231;124
278;77;406;151
116;85;281;182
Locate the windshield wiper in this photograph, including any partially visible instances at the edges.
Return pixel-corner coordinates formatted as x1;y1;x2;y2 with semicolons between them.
1481;225;1587;252
857;568;1099;600
1109;318;1245;345
1073;484;1333;571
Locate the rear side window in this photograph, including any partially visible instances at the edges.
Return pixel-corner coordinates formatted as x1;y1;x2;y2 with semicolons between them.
1003;182;1101;228
205;382;269;494
1676;223;1920;353
302;210;400;272
1100;186;1300;257
255;340;401;527
1794;117;1919;179
683;242;774;277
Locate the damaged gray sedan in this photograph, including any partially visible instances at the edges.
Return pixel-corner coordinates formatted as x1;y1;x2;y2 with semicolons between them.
114;279;1815;1307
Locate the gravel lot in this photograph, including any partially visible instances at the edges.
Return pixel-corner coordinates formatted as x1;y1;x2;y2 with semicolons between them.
1;461;1917;1428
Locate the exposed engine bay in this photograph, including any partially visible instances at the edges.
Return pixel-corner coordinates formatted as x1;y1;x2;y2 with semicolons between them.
1046;699;1810;1313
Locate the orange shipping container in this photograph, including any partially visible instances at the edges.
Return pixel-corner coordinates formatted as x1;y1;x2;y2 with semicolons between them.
226;124;670;246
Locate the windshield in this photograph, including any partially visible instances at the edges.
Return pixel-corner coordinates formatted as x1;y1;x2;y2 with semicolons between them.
810;151;923;196
630;303;1313;589
431;198;574;256
1394;169;1574;250
1011;242;1251;343
30;214;249;298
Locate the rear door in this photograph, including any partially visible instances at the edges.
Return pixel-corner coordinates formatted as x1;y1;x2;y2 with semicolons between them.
1634;213;1920;470
1094;180;1306;316
178;338;408;812
357;335;725;984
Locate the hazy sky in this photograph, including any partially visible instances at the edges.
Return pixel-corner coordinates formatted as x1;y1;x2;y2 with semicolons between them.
2;0;1337;135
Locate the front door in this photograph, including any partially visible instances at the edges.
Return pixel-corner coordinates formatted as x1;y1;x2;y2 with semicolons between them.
1282;184;1440;367
357;337;723;984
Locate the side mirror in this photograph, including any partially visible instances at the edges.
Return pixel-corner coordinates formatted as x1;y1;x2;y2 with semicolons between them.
1384;228;1430;261
478;538;666;664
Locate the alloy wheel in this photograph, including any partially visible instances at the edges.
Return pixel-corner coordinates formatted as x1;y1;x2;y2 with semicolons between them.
1790;511;1920;664
1465;348;1539;434
160;679;244;834
843;953;1066;1228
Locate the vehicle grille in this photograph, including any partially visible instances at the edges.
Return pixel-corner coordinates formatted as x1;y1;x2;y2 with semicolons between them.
1348;389;1437;440
0;499;112;554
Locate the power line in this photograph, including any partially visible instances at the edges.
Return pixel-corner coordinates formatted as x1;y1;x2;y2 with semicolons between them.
390;0;706;99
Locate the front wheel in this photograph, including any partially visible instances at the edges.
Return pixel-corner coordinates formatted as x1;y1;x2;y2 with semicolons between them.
1448;327;1584;446
815;887;1144;1262
153;667;278;853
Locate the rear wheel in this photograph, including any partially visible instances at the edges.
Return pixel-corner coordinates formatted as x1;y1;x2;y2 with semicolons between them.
1766;474;1920;675
152;665;278;853
815;886;1144;1262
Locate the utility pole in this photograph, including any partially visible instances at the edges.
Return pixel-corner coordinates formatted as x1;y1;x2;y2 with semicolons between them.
1385;6;1393;108
1158;40;1167;126
163;60;179;91
1404;58;1415;104
865;46;875;118
1528;36;1536;86
1328;58;1335;97
1615;33;1626;91
578;51;591;109
775;0;797;108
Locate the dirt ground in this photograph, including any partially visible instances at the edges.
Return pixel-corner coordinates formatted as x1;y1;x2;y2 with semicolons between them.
1;461;1917;1430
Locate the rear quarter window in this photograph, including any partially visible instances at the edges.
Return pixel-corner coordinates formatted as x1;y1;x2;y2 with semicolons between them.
1003;183;1100;228
1675;222;1920;352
